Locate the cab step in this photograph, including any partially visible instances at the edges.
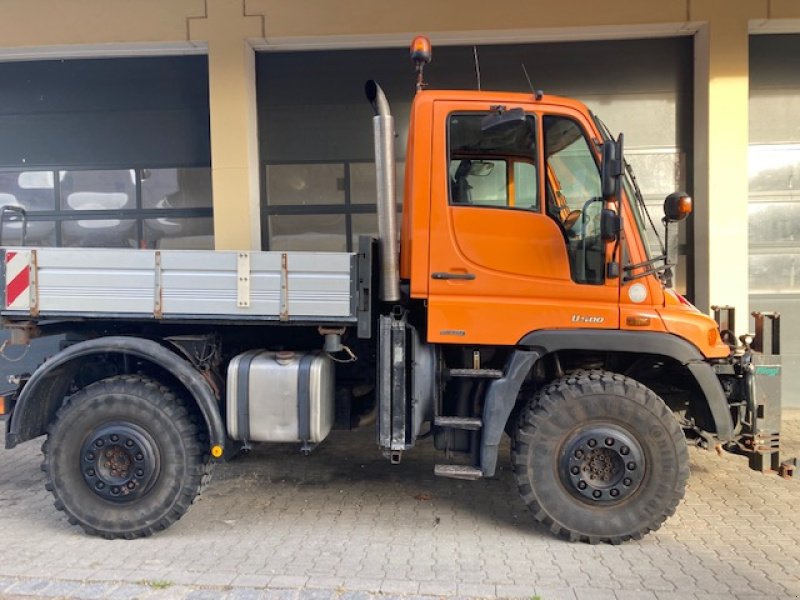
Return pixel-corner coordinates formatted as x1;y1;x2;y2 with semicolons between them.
434;416;483;430
448;368;503;379
434;465;483;480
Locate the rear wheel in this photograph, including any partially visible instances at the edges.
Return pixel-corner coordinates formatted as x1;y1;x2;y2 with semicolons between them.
43;375;211;539
511;370;689;544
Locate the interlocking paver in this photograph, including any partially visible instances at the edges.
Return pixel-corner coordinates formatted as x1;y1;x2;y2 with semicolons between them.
1;412;799;600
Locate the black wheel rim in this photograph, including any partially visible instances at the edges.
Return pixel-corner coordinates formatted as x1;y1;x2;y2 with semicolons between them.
80;422;161;503
560;423;645;504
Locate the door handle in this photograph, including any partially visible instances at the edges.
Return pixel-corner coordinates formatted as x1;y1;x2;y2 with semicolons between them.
431;272;476;281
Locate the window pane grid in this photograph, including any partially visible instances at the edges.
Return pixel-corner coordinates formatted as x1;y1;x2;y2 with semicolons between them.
263;160;404;252
0;167;212;248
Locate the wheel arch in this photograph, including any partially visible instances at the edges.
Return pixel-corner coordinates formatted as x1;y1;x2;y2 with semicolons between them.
6;336;226;453
480;329;733;477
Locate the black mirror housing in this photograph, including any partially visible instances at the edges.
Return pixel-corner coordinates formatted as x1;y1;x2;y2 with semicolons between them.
600;208;621;242
601;134;624;199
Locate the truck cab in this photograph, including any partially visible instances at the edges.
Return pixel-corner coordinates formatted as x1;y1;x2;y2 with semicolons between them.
401;89;729;359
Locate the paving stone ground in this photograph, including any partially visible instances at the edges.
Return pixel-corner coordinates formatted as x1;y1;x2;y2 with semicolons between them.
1;411;799;600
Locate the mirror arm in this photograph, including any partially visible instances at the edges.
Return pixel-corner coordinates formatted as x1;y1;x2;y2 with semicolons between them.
662;219;673;287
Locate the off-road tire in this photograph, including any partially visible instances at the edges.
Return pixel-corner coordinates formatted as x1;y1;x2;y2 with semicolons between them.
511;370;689;544
43;375;212;539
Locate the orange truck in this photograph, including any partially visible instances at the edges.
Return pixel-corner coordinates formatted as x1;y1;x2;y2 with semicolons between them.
0;36;785;543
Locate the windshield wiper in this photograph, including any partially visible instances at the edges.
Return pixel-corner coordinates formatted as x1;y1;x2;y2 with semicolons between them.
624;160;664;254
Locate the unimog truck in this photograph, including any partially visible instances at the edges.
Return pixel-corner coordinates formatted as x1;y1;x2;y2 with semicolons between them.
0;36;784;543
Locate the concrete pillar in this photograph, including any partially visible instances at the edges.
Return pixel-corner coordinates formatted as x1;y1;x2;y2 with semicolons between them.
189;0;264;251
691;2;754;330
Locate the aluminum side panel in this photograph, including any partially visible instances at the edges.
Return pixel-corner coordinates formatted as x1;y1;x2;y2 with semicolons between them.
2;247;355;320
35;248;155;314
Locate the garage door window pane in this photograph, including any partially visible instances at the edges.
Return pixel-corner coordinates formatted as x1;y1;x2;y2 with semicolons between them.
60;170;136;211
749;146;800;195
266;164;344;206
0;171;55;212
142;168;212;209
61;219;136;248
749;254;800;292
749;202;800;244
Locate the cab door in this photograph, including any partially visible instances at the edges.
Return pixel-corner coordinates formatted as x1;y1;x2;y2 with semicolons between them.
426;100;619;346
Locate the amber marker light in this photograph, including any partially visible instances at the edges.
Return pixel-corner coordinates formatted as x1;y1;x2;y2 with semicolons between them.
211;445;224;458
410;35;432;64
0;394;7;415
677;194;692;218
626;316;651;327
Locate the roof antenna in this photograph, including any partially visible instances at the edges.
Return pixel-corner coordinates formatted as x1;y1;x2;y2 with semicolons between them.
473;46;481;91
522;63;544;101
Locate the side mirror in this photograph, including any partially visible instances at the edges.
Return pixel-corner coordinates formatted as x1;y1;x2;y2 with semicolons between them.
664;192;692;223
601;134;624;199
600;208;621;242
481;107;526;134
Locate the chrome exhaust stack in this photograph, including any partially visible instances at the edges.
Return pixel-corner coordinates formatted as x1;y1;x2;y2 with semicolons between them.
365;80;400;303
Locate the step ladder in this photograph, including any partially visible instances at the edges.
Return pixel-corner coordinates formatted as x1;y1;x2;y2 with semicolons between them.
434;359;504;480
433;416;484;480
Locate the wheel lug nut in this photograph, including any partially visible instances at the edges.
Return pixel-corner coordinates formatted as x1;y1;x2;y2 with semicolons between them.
125;439;134;447
620;446;630;455
610;489;620;497
95;482;105;490
86;452;95;461
605;437;614;446
574;449;584;459
111;486;119;495
135;453;144;461
577;481;587;490
110;434;119;442
570;466;580;475
127;482;135;490
592;490;602;499
86;469;95;477
135;469;144;477
627;462;636;471
623;477;632;486
587;439;597;448
95;440;104;448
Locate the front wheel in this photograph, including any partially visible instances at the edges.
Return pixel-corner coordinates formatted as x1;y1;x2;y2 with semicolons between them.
43;375;211;539
512;370;689;544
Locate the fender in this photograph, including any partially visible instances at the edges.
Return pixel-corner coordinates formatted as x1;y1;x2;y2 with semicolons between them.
480;330;734;477
6;336;226;454
481;350;539;477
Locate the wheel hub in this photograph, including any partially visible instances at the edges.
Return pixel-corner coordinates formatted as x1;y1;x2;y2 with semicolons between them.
561;424;645;503
80;422;160;503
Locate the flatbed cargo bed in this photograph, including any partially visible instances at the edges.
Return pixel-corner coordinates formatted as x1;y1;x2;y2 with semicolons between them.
0;247;359;323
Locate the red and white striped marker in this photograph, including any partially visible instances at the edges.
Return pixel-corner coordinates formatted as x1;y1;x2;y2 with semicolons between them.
5;251;30;309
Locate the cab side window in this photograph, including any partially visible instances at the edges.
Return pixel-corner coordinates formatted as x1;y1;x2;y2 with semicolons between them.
544;116;604;284
448;113;538;210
